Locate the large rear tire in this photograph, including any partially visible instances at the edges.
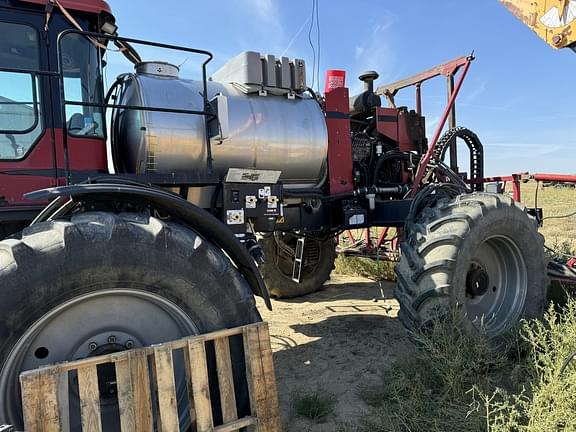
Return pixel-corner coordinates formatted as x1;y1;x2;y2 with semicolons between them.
259;233;336;298
395;193;547;338
0;212;260;430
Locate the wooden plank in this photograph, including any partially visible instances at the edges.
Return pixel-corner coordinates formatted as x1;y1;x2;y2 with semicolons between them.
214;416;258;432
57;371;70;432
115;356;135;431
244;324;281;432
153;346;179;432
115;357;135;432
115;351;153;432
20;373;39;432
77;365;102;432
187;339;214;432
183;344;197;427
214;337;238;423
256;323;282;432
243;326;263;432
20;371;62;432
130;351;153;431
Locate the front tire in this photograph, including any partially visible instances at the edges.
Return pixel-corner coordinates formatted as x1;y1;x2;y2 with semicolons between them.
395;193;547;337
0;212;260;430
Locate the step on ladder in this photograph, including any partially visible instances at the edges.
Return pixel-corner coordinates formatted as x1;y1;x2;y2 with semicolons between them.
291;237;305;283
19;322;281;432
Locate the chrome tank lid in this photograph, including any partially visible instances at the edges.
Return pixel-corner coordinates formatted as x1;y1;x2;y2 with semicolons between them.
135;61;179;78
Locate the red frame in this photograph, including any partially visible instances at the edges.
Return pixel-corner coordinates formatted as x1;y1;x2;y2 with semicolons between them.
375;55;470;115
471;173;576;202
324;87;354;194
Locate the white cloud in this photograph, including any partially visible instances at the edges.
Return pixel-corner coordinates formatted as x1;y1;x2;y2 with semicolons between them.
426;115;441;137
250;0;280;26
484;142;570;156
464;81;486;103
354;46;365;60
238;0;286;53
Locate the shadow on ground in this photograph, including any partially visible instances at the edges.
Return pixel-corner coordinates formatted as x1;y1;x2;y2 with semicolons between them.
258;276;414;431
278;277;396;304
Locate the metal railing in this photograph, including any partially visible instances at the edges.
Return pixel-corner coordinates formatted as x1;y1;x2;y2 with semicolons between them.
55;29;217;183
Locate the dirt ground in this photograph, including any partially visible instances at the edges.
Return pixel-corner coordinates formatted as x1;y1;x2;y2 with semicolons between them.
256;275;415;431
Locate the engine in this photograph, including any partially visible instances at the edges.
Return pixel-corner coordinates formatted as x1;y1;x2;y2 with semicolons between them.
348;108;427;189
347;70;427;190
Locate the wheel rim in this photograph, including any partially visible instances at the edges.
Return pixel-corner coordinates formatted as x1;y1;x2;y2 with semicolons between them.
273;233;323;281
0;288;198;429
464;235;528;336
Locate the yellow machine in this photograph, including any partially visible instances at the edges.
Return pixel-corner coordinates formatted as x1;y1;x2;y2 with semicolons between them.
500;0;576;50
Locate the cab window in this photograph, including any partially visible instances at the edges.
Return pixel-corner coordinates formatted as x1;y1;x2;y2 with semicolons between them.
61;33;105;138
0;22;43;160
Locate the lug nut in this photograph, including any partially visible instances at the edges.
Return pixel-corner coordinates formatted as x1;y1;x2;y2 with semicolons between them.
108;335;117;344
88;342;98;351
125;340;134;349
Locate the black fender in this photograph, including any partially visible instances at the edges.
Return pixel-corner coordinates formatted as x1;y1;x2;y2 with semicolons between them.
25;182;272;310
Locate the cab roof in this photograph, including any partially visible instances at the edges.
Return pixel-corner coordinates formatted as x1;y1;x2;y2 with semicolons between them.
17;0;111;15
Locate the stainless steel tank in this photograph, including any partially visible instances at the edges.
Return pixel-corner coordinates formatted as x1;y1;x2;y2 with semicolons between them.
113;62;328;188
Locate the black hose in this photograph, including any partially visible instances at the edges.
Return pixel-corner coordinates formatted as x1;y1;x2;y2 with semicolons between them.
105;75;132;173
307;87;323;108
372;151;411;185
282;188;324;198
210;182;223;215
104;74;128;106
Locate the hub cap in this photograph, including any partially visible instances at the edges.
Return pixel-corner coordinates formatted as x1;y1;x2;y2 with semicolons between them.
464;235;528;336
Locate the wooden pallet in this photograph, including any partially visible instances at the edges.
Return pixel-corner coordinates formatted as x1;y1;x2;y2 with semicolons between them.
19;322;281;432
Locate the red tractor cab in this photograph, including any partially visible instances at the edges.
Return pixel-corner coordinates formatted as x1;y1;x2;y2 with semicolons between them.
0;0;113;235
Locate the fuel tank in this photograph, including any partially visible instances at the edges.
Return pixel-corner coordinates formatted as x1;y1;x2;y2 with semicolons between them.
113;61;328;187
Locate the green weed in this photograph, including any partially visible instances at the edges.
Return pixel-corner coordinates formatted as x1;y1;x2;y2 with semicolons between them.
291;387;338;422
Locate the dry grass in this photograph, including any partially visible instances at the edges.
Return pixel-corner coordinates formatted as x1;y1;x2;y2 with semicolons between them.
356;299;576;432
356;311;509;432
472;299;576;431
333;255;396;281
334;227;398;281
515;181;576;253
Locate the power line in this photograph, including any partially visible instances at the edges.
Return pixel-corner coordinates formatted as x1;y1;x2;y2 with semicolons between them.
307;0;317;90
315;0;321;93
280;15;311;57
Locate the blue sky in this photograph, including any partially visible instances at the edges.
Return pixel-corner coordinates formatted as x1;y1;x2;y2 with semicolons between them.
107;0;575;176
